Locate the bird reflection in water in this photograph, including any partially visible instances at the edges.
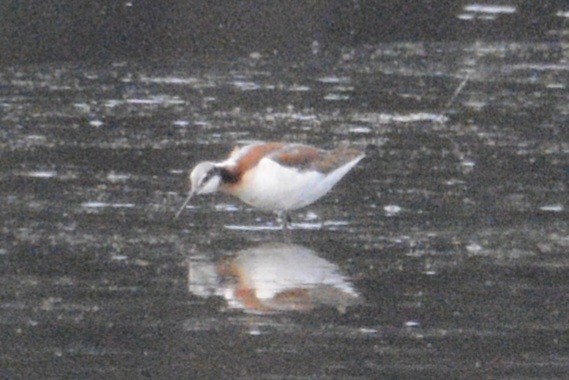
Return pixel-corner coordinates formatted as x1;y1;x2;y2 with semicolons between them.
188;243;361;313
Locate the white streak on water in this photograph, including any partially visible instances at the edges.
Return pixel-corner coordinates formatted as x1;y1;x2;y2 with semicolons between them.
353;112;448;124
224;220;349;231
24;171;56;178
324;93;350;101
540;204;564;212
82;202;135;209
464;4;516;14
457;13;476;20
140;76;199;85
173;120;189;127
106;172;131;182
466;242;483;253
26;135;47;141
126;96;185;105
384;205;402;216
348;126;372;133
288;84;311;92
82;201;107;208
317;76;350;84
230;81;261;91
215;204;240;212
224;224;282;231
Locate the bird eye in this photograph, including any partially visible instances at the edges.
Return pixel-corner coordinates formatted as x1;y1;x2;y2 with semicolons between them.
201;167;218;185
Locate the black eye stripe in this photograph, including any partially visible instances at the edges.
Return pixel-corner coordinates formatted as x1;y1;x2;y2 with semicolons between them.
201;167;220;184
202;172;213;183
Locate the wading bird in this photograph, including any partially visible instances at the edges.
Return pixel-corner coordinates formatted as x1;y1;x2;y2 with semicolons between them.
175;141;365;228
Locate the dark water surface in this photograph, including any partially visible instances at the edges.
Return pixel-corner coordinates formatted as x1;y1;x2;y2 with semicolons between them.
1;42;569;378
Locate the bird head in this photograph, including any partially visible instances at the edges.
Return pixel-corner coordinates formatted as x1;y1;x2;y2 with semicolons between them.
175;161;222;219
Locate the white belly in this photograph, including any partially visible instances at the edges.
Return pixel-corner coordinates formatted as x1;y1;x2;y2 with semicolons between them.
232;156;362;211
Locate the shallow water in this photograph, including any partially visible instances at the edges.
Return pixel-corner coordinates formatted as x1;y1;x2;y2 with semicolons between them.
1;41;569;378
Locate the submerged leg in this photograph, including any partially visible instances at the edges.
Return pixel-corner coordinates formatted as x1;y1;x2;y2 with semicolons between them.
285;213;292;229
278;211;292;241
277;211;292;230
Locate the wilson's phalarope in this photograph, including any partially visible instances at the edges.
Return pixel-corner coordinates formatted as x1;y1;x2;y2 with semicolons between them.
175;141;365;227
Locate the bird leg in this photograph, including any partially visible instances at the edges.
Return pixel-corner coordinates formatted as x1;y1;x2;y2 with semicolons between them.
277;211;292;230
277;211;292;241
